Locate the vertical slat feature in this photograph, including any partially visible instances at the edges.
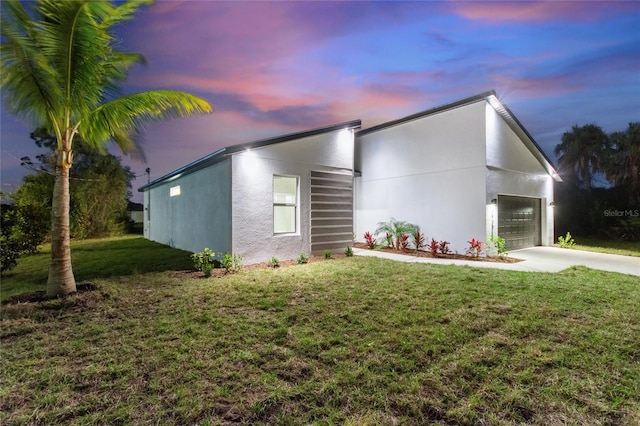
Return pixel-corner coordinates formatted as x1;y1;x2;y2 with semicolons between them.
310;171;353;254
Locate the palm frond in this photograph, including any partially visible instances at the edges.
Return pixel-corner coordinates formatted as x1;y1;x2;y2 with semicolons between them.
80;90;213;150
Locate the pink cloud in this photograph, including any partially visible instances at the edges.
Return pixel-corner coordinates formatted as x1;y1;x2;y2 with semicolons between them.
451;1;638;23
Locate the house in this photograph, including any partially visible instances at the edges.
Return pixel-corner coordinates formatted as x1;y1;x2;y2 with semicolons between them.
139;90;560;262
354;90;561;253
138;120;361;265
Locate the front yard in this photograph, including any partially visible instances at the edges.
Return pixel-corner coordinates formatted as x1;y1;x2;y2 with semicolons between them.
1;237;638;425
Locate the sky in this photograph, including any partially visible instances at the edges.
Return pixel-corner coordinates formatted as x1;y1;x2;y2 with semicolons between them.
1;0;639;202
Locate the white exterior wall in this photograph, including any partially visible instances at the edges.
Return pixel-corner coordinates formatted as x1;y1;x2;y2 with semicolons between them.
484;104;554;245
355;101;487;254
144;159;232;254
231;129;354;264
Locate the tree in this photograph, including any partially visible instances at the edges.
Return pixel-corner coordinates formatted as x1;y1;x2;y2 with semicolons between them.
554;124;609;190
604;122;640;206
1;0;212;297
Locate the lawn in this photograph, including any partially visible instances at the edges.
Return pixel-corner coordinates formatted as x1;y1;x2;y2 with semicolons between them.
569;237;640;257
1;237;639;425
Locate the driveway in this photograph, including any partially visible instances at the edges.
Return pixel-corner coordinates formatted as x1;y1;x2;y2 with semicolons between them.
353;247;640;276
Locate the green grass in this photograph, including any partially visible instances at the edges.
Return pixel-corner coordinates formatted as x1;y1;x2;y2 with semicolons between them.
0;235;193;301
568;237;640;257
1;237;639;425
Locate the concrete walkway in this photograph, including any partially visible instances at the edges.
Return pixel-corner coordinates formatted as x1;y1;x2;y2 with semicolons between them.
353;246;640;276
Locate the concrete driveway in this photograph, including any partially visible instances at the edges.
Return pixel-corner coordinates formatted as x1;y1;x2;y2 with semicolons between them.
353;247;640;276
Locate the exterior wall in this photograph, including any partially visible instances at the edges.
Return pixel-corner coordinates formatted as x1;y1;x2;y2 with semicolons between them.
355;101;487;254
231;129;354;264
143;159;232;254
485;104;554;246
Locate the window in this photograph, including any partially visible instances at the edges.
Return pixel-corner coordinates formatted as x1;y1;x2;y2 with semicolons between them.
273;175;298;234
170;185;181;197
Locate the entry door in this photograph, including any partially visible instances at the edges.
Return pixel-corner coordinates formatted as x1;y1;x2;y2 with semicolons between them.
498;195;541;250
310;171;353;254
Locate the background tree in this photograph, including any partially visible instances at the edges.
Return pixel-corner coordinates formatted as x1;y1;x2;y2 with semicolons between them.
1;0;212;297
20;128;136;240
554;124;609;190
604;122;640;206
554;123;640;241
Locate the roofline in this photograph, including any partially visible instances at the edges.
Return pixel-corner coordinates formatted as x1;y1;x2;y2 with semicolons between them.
138;119;362;192
357;90;561;182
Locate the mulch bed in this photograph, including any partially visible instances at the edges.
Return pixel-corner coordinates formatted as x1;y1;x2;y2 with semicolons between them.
352;243;522;263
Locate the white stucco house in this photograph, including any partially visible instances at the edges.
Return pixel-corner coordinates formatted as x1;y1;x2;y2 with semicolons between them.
354;90;561;253
139;120;361;265
139;90;560;261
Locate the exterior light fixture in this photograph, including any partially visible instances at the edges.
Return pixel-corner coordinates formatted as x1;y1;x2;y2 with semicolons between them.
491;198;497;204
549;201;555;207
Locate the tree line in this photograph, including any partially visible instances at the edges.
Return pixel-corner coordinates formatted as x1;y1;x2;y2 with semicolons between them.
554;122;639;240
1;129;136;272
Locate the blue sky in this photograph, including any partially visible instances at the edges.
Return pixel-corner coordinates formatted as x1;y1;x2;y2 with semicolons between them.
1;0;639;201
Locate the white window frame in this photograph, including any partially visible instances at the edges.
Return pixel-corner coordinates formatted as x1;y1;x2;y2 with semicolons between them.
273;175;298;234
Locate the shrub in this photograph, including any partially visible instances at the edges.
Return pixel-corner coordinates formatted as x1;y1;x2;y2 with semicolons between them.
375;218;419;250
344;246;353;257
466;238;483;258
429;238;439;257
557;232;576;248
412;230;426;252
297;252;309;264
399;233;410;251
267;256;280;268
323;249;332;259
363;231;376;249
489;235;507;256
222;252;243;273
384;232;393;248
1;203;49;273
438;240;451;255
191;248;216;277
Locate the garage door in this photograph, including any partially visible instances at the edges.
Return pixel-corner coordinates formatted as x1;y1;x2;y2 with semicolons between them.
498;195;541;250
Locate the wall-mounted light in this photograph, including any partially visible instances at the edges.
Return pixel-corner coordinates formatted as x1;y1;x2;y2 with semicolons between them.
549;201;555;207
491;198;497;204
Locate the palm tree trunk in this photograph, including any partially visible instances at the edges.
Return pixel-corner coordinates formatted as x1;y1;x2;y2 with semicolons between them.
46;150;76;297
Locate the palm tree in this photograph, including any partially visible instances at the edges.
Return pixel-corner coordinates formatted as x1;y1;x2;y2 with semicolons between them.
554;124;609;190
374;218;419;250
1;0;212;297
605;122;640;206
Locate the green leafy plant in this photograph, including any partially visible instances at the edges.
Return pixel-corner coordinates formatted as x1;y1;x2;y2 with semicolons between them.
557;232;576;248
489;235;508;256
222;252;243;274
466;238;483;258
344;246;353;257
363;231;376;249
323;249;332;259
297;252;309;264
375;218;419;250
191;248;216;277
267;256;280;268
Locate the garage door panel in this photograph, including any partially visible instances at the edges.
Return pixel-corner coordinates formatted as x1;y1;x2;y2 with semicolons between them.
498;196;541;250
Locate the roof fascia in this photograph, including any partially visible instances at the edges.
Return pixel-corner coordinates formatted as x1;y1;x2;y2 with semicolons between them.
138;119;362;192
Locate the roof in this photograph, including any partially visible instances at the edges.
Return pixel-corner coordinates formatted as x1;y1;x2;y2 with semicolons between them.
357;90;561;182
138;119;362;192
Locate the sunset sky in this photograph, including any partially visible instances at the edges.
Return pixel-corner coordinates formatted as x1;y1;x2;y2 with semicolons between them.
1;0;639;201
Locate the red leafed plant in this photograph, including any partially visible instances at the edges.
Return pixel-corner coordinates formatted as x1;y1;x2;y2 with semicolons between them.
399;233;410;251
466;238;483;258
363;231;376;249
438;240;451;255
413;230;426;252
429;238;439;256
